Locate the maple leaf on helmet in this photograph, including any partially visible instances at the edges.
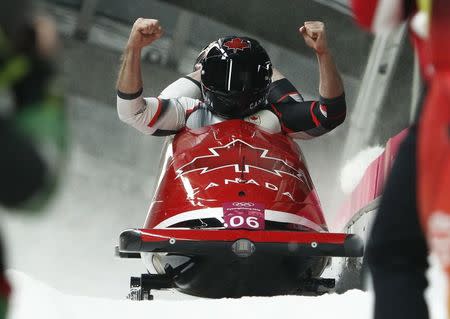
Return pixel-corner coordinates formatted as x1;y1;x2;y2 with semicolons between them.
223;38;251;52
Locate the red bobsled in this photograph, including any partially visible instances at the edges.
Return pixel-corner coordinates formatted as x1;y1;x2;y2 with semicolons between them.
116;120;363;299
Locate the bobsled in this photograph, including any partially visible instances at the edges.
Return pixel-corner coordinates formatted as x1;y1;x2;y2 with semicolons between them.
116;120;363;299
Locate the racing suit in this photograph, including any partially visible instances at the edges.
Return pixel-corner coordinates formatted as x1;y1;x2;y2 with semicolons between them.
117;77;346;139
417;1;450;315
352;0;450;318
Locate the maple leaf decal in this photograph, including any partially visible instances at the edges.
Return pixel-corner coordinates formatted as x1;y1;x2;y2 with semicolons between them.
175;139;307;183
223;38;251;52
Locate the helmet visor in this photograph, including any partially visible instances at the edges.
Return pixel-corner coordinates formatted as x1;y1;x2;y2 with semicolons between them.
202;56;271;92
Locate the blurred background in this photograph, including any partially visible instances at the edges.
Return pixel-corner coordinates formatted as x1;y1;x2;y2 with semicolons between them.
1;0;418;299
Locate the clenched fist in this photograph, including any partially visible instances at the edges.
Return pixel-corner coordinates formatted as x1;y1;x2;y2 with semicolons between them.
299;21;329;55
127;18;163;50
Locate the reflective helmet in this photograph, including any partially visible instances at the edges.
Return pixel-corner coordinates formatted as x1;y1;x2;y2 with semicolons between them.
193;42;215;72
200;36;272;119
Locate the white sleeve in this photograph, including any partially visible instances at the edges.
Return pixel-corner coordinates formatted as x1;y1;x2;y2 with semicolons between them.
159;77;202;99
117;91;200;136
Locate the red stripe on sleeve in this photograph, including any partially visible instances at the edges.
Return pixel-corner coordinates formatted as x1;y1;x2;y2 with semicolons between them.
281;122;294;134
186;102;201;118
277;91;299;103
148;98;162;127
270;104;282;118
310;101;320;127
271;103;294;133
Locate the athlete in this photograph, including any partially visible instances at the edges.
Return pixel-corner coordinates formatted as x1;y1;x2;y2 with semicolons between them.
116;18;346;139
352;0;450;318
0;2;68;318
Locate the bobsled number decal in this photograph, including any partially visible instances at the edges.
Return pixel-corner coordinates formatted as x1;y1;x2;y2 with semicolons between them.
223;202;265;230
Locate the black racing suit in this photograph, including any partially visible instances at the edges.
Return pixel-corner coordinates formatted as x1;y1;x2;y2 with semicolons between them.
366;89;429;319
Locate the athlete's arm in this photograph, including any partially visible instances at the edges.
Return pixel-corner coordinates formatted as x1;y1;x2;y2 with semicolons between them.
116;20;155;131
269;21;346;139
300;21;344;99
116;18;186;136
117;93;200;136
116;18;162;95
316;51;344;99
271;94;346;139
268;76;304;104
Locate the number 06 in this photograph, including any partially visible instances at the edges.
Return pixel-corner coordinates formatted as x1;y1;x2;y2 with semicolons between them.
229;216;260;228
246;216;260;228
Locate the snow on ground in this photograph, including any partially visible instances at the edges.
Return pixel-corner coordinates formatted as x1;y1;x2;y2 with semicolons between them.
5;256;447;319
6;270;373;319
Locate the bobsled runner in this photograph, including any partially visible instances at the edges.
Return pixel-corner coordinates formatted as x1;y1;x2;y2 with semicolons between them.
116;120;363;299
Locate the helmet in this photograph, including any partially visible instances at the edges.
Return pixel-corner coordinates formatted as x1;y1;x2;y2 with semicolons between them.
193;42;215;72
200;36;272;119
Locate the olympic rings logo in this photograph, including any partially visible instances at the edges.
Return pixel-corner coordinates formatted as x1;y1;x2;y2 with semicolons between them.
232;202;255;207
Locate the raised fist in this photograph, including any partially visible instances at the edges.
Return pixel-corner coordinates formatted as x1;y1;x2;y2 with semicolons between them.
299;21;329;55
127;18;163;50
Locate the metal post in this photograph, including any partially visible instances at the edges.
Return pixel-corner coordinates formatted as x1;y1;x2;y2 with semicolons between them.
410;52;423;123
341;24;407;162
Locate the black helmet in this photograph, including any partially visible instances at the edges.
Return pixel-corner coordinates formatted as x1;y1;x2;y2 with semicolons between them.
200;36;272;119
193;42;215;72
